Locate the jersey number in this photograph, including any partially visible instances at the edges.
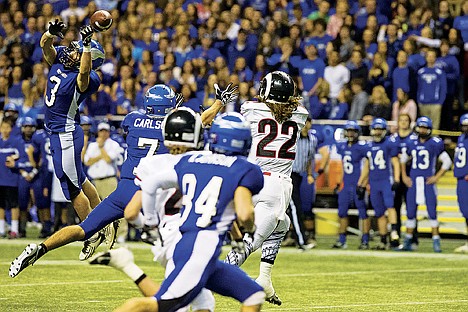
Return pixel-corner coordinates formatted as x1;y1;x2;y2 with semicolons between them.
367;150;386;170
180;174;222;228
342;155;353;174
256;119;298;160
138;138;159;156
45;76;61;107
455;147;466;168
411;149;430;170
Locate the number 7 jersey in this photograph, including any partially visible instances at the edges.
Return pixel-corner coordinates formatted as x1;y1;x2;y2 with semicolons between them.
241;101;309;176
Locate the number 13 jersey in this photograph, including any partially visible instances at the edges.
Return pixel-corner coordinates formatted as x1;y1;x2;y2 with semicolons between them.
241;101;309;176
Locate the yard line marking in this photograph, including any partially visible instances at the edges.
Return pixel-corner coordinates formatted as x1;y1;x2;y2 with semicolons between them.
0;280;125;287
275;267;468;277
262;299;468;311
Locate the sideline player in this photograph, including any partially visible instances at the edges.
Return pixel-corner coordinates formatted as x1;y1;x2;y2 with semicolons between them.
333;121;370;249
362;118;400;250
203;71;308;305
454;114;468;253
116;110;265;312
9;85;177;277
400;117;452;252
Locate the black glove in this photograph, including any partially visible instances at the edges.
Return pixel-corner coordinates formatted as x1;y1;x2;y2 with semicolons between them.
317;168;324;175
48;19;66;39
356;186;366;200
140;225;162;246
175;93;184;109
214;82;239;106
80;25;94;46
392;181;400;191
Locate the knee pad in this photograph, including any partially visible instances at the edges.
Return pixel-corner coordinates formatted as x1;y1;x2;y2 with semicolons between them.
243;291;265;306
406;219;416;229
429;219;439;228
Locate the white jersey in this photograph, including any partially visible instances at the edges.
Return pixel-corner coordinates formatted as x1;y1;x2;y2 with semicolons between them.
241;101;309;176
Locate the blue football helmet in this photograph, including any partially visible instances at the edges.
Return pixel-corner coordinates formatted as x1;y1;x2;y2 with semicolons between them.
144;84;176;118
209;112;252;156
59;39;105;70
163;107;203;149
3;103;18;112
460;114;468;134
21;117;37;127
370;118;387;142
344;120;360;143
415;116;432;139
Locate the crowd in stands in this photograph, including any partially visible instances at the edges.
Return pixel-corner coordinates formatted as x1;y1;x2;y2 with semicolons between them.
0;0;467;132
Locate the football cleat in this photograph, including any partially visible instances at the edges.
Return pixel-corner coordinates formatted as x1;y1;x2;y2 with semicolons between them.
358;242;370;250
332;241;347;249
9;243;44;277
266;293;282;306
103;220;120;250
372;242;388;250
390;231;400;248
79;231;106;261
398;237;414;251
454;243;468;253
89;247;134;271
255;277;282;306
432;238;442;253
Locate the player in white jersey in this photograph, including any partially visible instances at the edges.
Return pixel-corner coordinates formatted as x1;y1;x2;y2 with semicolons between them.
202;71;308;305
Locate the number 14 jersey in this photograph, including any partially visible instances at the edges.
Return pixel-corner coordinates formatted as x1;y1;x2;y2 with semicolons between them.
365;136;399;182
241;101;309;176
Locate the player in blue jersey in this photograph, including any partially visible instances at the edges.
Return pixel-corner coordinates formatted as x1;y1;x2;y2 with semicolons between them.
454;114;468;253
363;118;401;250
9;84;177;278
118;110;265;312
333;121;370;249
40;19;104;224
0;117;22;238
400;117;452;252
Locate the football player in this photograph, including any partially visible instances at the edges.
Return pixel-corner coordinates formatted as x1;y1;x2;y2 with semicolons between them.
116;110;265;312
362;118;400;250
400;117;452;252
9;84;177;278
333;121;370;249
202;71;309;305
454;114;468;253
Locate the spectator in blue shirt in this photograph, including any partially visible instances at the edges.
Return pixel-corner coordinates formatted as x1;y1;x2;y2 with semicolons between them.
189;33;222;64
226;29;256;70
453;1;468;43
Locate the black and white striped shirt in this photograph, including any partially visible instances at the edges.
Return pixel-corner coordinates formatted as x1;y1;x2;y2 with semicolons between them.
292;132;318;174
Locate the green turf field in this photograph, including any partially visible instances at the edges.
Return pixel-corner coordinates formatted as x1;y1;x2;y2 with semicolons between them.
1;236;468;311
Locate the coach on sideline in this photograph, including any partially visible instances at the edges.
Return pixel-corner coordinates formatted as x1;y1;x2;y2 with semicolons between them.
84;122;121;199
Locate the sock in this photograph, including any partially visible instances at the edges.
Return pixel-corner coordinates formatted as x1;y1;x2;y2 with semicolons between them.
339;233;346;244
362;233;369;244
391;224;398;232
258;261;273;283
11;220;19;234
122;262;145;283
0;219;5;234
380;235;387;244
432;235;440;240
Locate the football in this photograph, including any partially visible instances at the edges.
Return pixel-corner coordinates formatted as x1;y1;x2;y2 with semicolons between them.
90;10;113;32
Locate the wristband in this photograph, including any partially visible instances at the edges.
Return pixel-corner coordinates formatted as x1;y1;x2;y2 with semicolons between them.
82;45;91;52
44;31;55;38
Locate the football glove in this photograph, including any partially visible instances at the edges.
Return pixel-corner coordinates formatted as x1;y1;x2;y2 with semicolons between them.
140;225;162;246
175;93;184;109
356;186;366;200
48;19;66;39
80;25;94;46
391;182;400;191
231;231;254;256
214;82;239;106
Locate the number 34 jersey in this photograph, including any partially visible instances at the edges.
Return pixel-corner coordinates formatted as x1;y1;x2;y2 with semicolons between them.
365;136;399;182
241;101;309;176
454;134;468;179
404;137;445;178
45;46;101;133
120;111;168;180
335;141;367;186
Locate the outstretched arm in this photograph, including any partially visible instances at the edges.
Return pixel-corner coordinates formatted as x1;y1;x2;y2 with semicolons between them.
40;19;65;65
77;25;94;93
201;83;239;126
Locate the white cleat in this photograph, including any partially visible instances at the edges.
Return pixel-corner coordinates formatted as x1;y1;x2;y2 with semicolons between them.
454;243;468;254
89;247;134;270
255;277;282;306
9;243;44;278
79;231;106;261
103;220;120;250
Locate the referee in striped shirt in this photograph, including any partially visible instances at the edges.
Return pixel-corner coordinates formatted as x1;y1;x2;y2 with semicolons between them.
287;117;329;249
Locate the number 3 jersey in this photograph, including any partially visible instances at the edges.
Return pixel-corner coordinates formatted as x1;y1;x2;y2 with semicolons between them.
241;101;309;176
120;111;167;180
454;134;468;179
404;136;445;178
365;136;399;182
45;47;101;133
335;141;367;186
136;152;264;236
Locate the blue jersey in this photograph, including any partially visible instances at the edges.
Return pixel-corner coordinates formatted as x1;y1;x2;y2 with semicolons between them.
120;111;167;180
336;141;367;186
45;47;101;133
17;135;38;174
405;137;444;178
175;153;264;235
365;136;399;182
33;130;52;172
0;136;22;187
454;134;468;179
290;56;326;91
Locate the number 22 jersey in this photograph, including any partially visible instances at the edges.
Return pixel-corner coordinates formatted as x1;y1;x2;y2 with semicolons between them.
241;101;309;176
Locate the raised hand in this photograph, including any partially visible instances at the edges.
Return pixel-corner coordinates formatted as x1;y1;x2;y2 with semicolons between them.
214;82;239;106
80;25;94;46
48;19;66;39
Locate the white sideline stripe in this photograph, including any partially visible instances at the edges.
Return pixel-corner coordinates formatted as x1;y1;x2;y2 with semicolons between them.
262;299;468;311
0;280;124;287
275;267;468;277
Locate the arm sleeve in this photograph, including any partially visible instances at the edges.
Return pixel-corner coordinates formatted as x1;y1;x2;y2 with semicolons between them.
414;36;441;48
238;165;264;196
438;151;452;170
105;140;122;160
